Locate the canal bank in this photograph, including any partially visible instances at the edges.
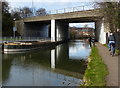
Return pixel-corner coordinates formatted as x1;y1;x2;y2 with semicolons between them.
82;46;108;86
83;42;119;86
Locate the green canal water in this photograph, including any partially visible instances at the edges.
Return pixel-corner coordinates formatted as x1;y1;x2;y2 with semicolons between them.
2;40;91;86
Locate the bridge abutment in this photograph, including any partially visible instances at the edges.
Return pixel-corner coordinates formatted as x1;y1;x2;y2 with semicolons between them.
95;18;107;44
51;20;69;42
56;21;69;41
24;22;49;38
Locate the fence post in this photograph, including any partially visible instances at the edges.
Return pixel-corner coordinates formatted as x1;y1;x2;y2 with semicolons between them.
64;8;66;13
56;10;58;14
10;37;12;42
83;6;84;11
16;37;17;41
5;37;6;42
49;11;51;14
29;37;30;41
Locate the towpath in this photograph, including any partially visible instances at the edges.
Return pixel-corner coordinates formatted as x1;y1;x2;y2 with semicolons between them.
96;43;119;86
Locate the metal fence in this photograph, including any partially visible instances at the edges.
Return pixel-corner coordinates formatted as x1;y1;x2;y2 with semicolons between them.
22;3;100;18
46;3;99;15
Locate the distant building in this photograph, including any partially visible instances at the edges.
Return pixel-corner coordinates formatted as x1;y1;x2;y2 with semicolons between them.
69;27;95;38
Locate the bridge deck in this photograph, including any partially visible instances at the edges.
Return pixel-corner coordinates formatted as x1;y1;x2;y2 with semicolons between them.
16;9;102;23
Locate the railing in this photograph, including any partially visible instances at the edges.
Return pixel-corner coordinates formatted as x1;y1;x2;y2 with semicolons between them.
22;3;100;18
46;3;99;15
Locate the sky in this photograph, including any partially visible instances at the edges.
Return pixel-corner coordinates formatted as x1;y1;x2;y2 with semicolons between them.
6;0;94;10
5;0;99;28
5;0;120;11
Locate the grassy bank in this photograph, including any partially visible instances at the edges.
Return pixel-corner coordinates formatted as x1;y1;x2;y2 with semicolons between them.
82;47;108;86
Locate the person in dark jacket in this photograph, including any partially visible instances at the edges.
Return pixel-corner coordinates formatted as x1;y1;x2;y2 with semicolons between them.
88;35;92;47
91;37;95;47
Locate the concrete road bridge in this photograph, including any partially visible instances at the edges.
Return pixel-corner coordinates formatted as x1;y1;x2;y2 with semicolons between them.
15;4;110;44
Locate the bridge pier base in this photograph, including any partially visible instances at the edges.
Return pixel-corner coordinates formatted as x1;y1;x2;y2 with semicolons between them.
51;20;56;42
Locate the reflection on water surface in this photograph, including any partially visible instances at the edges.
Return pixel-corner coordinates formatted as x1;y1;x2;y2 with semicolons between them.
2;40;91;86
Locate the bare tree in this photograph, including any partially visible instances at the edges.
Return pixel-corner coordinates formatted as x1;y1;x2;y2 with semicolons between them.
11;7;33;19
97;2;120;50
2;1;9;13
2;0;13;36
22;7;33;18
35;8;46;16
11;8;22;20
97;2;120;32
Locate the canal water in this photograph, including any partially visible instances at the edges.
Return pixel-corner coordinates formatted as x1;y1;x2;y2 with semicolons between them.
2;40;91;86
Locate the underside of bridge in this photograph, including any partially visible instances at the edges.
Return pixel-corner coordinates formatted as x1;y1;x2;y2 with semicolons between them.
15;9;109;44
24;21;50;38
15;17;108;44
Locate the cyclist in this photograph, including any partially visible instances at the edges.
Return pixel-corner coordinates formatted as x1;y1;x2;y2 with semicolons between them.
108;33;116;51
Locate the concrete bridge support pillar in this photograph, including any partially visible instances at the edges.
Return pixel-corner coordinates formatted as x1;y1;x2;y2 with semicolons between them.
51;20;69;42
51;20;56;41
56;21;69;41
96;18;107;44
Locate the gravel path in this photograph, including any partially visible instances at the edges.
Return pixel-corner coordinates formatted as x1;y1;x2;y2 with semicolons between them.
96;43;119;86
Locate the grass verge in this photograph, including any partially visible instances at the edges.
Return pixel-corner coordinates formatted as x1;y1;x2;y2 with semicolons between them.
82;47;108;86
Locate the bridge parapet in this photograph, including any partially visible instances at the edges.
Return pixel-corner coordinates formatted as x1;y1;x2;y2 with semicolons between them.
18;8;103;23
46;3;100;15
20;3;100;18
